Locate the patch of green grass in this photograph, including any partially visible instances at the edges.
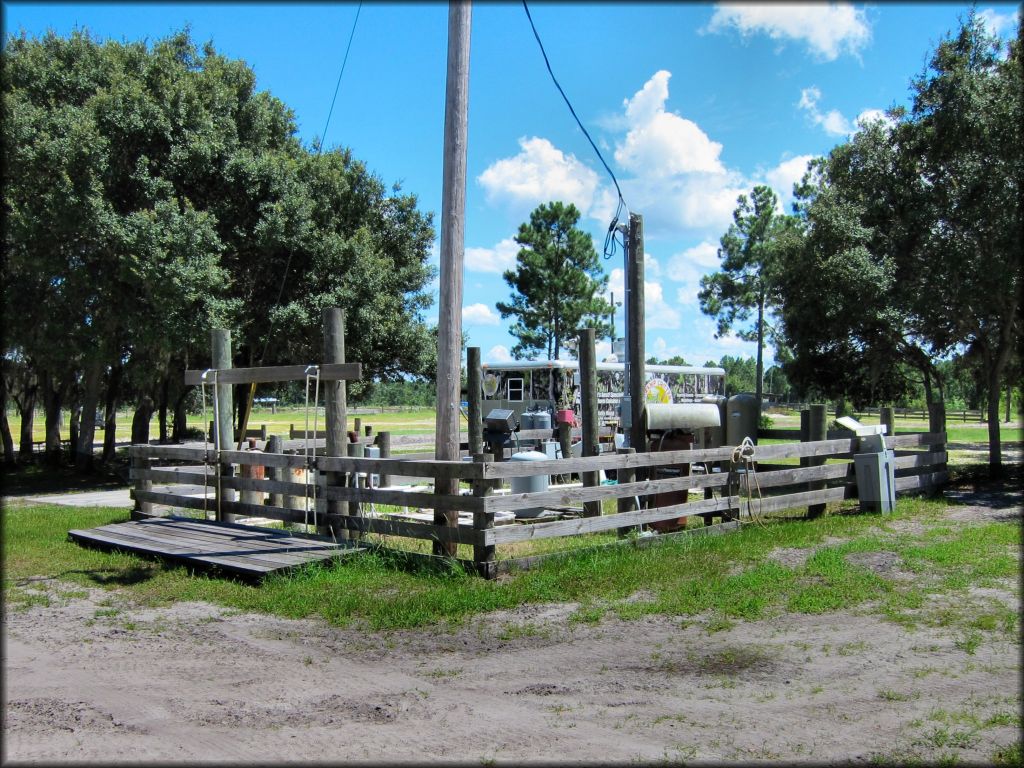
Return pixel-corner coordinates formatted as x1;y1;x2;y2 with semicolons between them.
991;740;1023;766
3;488;1018;633
878;688;920;702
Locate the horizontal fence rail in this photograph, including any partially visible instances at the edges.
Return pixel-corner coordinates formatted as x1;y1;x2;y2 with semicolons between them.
128;429;948;578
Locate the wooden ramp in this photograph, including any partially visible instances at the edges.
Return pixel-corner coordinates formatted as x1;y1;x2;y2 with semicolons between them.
68;516;364;579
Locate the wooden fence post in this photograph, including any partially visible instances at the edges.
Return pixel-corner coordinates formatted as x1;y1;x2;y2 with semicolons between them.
323;307;348;539
627;212;646;454
131;452;153;518
616;447;637;537
579;328;601;517
880;406;895;439
345;440;364;539
212;328;237;523
467;346;483;456
265;434;285;508
807;403;827;518
928;401;947;496
377;431;391;488
472;452;496;578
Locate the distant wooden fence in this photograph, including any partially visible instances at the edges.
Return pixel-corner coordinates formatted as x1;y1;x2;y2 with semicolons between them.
774;403;986;423
129;430;946;579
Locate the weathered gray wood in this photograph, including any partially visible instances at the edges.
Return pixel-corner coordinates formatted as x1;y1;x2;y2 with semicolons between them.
467;347;483;456
69;517;354;578
481;446;737;479
433;0;472;559
482;471;727;513
331;514;479;546
211;329;237;523
266;435;286;507
487;495;737;545
132;454;154;516
880;406;895;438
893;451;947;470
317;455;481;480
579;327;600;517
894;470;949;493
130;490;315;526
320;484;481;513
760;428;802;440
377;430;392;488
129;444;208;460
627;212;645;453
184;363;362;386
616;447;637;537
807;403;827;518
888;432;946;448
323;307;348;539
132;468;316;499
750;485;851;515
472;452;496;578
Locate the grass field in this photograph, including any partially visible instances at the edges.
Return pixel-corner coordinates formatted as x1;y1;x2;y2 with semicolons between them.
5;465;1020;636
5;405;1020;447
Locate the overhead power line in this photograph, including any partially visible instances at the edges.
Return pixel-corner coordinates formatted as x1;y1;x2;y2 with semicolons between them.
521;0;628;259
318;1;363;155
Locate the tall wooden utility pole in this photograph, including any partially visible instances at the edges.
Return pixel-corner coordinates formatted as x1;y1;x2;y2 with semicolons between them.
626;213;646;453
434;1;471;556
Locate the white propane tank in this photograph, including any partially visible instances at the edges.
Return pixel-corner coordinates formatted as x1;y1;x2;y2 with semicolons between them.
510;450;549;518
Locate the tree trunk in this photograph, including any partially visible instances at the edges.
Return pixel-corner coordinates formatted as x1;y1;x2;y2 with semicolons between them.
986;360;1005;477
172;387;191;442
41;375;63;467
131;396;154;446
755;294;765;420
76;356;103;471
0;374;15;466
101;364;123;463
16;389;36;460
158;376;170;443
1005;381;1012;424
69;403;79;455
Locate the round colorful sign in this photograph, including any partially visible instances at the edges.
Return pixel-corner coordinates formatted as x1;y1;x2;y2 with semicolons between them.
644;377;673;404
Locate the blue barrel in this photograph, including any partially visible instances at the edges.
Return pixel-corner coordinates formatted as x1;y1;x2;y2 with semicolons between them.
510;450;549;518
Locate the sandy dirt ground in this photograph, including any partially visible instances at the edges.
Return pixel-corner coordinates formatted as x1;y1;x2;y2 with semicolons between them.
4;482;1021;764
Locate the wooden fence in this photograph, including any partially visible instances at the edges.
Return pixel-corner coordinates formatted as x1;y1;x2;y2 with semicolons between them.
129;430;947;579
773;403;986;423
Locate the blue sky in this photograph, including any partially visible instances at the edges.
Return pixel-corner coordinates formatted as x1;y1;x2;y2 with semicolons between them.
4;2;1020;371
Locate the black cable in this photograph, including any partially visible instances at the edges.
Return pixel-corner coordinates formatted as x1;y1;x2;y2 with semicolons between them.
317;1;363;156
522;0;627;259
259;1;363;366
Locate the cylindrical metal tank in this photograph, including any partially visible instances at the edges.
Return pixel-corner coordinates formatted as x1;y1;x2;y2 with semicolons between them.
520;411;537;430
532;410;552;431
510;449;549;518
726;393;760;445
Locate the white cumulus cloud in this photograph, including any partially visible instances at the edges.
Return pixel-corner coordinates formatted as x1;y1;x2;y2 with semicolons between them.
486;345;513;363
465;237;518;274
704;3;871;61
608;267;681;330
477;136;600;215
615;71;726;176
462;303;499;326
978;7;1020;38
798;86;852;136
765;154;816;205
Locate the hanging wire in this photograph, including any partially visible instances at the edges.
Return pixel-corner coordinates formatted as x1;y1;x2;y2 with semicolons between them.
317;1;364;158
521;0;628;260
236;2;365;449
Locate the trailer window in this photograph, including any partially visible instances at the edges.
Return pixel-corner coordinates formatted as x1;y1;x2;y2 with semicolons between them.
507;377;525;401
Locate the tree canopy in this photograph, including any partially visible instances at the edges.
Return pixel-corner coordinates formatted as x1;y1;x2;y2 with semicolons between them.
699;185;797;410
776;11;1020;469
496;201;611;360
1;28;436;466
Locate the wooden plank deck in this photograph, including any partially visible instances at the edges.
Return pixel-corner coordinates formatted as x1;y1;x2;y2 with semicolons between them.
68;516;364;579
